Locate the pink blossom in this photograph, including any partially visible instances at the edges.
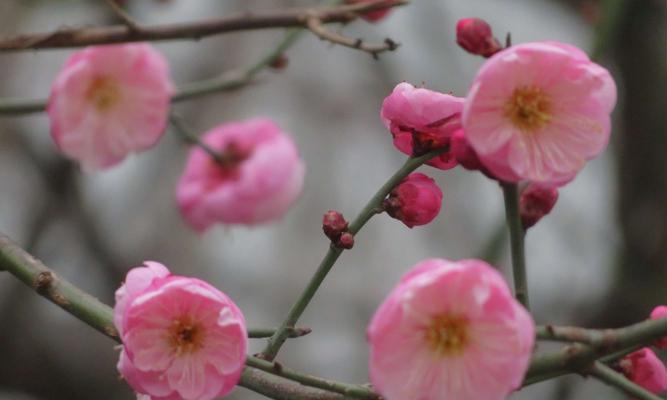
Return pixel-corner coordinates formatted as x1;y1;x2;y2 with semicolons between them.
384;172;443;228
48;43;173;171
115;262;248;400
451;129;483;171
650;306;667;350
620;348;667;394
176;118;305;231
344;0;393;22
462;41;616;186
519;183;559;229
381;82;464;170
367;258;535;400
456;18;502;58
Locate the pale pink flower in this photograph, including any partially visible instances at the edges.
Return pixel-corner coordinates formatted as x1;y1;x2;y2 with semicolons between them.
384;173;443;228
381;82;464;170
344;0;393;22
176;118;305;231
462;41;616;186
650;306;667;350
48;43;173;171
620;348;667;394
115;262;248;400
519;183;559;229
367;258;535;400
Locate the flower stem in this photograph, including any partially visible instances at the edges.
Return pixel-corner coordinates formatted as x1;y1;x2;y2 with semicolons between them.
589;361;663;400
501;182;529;310
260;147;449;361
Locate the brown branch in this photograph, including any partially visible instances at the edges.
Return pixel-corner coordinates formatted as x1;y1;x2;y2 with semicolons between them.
104;0;141;32
306;15;399;58
0;0;408;52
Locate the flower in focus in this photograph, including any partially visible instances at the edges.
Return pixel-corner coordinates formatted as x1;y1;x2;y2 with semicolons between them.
383;172;443;228
115;262;248;400
344;0;393;22
48;43;173;171
650;306;667;350
176;118;305;232
367;258;535;400
519;183;559;229
462;41;617;186
619;348;667;394
381;82;464;170
456;18;502;58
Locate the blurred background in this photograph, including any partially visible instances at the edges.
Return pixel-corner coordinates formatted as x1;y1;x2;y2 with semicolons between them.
0;0;665;399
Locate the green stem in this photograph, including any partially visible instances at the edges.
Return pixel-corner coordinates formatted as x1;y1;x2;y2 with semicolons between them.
501;182;529;310
248;327;312;339
246;356;379;399
589;361;663;400
260;147;449;361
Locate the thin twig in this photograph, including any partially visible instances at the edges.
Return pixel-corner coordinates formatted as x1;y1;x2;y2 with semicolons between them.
589;361;663;400
260;146;450;361
501;182;529;310
0;0;408;52
104;0;141;31
169;113;229;165
306;15;399;58
248;327;312;339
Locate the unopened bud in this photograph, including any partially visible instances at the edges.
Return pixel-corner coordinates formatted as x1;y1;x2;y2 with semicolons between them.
269;55;289;70
384;173;443;228
456;18;503;58
345;0;392;23
451;129;483;171
519;184;558;229
619;348;667;395
650;306;667;350
337;232;355;249
322;210;348;240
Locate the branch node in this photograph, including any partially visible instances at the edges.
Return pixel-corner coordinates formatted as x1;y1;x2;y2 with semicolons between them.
33;270;54;294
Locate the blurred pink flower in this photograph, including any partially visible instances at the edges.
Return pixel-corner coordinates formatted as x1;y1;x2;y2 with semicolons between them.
456;18;502;58
462;41;616;186
620;348;667;394
344;0;393;22
384;172;443;228
367;258;534;400
650;306;667;350
176;118;305;231
115;262;247;400
381;82;464;170
519;183;559;229
48;43;173;171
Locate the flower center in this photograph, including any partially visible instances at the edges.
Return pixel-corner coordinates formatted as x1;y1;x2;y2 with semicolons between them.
425;314;469;356
86;76;121;112
168;318;204;355
504;85;551;133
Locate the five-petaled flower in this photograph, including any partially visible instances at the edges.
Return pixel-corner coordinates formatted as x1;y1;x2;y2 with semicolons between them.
48;43;173;171
462;41;616;186
115;262;248;400
176;118;305;231
367;258;535;400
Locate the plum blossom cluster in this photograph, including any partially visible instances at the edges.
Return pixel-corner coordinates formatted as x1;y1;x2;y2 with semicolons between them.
41;13;639;400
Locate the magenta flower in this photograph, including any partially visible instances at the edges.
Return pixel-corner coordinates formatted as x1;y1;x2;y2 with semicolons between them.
176;118;305;231
115;262;247;400
462;41;616;186
48;43;173;171
367;258;534;400
384;172;443;228
381;82;464;170
456;18;502;58
519;183;559;229
620;348;667;394
650;306;667;350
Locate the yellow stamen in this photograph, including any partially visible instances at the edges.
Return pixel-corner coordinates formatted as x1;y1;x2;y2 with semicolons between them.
425;314;469;356
86;76;121;112
504;85;552;133
168;318;204;355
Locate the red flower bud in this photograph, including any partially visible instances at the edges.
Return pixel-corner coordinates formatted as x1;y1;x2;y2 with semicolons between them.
451;129;483;171
384;173;443;228
345;0;392;23
269;55;289;70
456;18;502;58
519;184;559;229
337;232;355;249
619;348;667;394
322;210;348;241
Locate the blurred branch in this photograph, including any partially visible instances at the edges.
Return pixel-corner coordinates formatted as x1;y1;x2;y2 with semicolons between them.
104;0;141;31
260;146;450;361
590;0;628;61
306;15;399;58
0;0;407;52
248;327;312;339
501;182;529;310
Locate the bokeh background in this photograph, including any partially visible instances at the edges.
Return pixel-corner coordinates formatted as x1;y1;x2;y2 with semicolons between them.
0;0;665;399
